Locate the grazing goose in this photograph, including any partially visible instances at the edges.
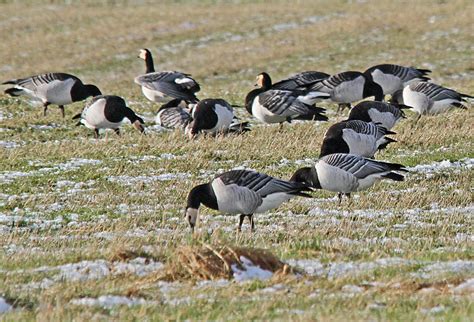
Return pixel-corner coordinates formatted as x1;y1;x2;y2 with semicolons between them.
185;98;249;138
308;71;384;111
320;120;396;158
245;72;329;125
156;99;193;129
3;73;101;117
134;48;200;103
73;95;144;138
271;71;330;91
364;64;431;99
291;153;407;202
402;81;472;118
348;101;408;130
185;169;312;231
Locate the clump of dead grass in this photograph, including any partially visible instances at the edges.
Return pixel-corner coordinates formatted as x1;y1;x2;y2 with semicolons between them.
158;244;296;282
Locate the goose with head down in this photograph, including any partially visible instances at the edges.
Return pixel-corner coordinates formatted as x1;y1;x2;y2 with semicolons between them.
3;72;101;117
185;169;312;231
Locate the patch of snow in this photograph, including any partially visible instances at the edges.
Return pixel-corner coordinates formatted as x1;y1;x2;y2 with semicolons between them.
0;297;12;313
232;256;273;282
452;278;474;294
108;172;191;186
341;284;365;294
407;158;473;178
415;260;474;279
70;295;151;308
0;141;24;149
420;305;447;315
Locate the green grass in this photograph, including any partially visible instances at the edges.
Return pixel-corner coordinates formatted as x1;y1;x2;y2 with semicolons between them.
1;0;474;321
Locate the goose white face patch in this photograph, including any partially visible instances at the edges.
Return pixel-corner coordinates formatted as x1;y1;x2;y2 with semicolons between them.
138;49;147;60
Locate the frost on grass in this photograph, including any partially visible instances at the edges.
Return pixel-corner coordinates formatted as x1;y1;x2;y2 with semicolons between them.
407;158;473;178
0;158;102;185
21;258;164;290
108;172;191;186
414;260;474;279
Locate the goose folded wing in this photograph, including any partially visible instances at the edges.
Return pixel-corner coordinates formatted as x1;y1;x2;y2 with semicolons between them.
135;72;198;100
272;71;330;90
258;90;313;116
323;154;394;179
13;73;77;90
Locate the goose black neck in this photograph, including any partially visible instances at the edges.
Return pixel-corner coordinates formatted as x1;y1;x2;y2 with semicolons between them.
363;78;384;101
260;72;272;90
186;183;218;210
244;88;264;115
290;167;321;189
145;54;155;73
71;83;102;102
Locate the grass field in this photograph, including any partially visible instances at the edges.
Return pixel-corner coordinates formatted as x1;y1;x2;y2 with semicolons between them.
1;0;473;320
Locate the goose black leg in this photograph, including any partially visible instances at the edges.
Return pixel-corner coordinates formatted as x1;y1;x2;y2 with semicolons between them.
43;102;50;116
114;128;120;136
345;193;352;206
94;128;99;139
238;214;245;232
59;105;65;118
248;214;255;232
338;192;343;204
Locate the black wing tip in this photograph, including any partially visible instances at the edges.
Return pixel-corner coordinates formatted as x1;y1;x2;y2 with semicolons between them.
2;79;17;85
4;88;21;96
72;113;82;120
460;93;474;99
416;68;432;75
382;172;405;181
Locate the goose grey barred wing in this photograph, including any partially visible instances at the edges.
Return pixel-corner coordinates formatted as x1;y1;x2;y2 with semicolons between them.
366;64;431;82
135;71;199;101
157;107;192;129
272;71;330;90
258;90;315;116
321;153;406;179
343;120;380;136
310;71;361;92
3;73;78;90
218;170;310;197
410;82;462;101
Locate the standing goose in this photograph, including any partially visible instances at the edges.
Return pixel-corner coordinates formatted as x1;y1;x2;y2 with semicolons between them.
73;95;144;138
185;98;249;138
308;71;384;111
364;64;431;99
3;73;101;117
320;120;396;158
348;101;408;130
245;72;329;125
185;169;312;231
271;71;330;91
156;99;193;130
290;153;407;202
134;48;200;103
402;81;472;118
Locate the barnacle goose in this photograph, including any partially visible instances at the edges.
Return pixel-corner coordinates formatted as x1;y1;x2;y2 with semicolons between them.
320;120;396;158
185;98;249;138
402;81;472;117
308;71;384;111
271;71;330;91
291;153;407;202
364;64;431;99
348;101;408;130
3;73;101;117
73;95;144;138
134;49;200;103
244;72;329;125
156;99;193;130
185;169;312;231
